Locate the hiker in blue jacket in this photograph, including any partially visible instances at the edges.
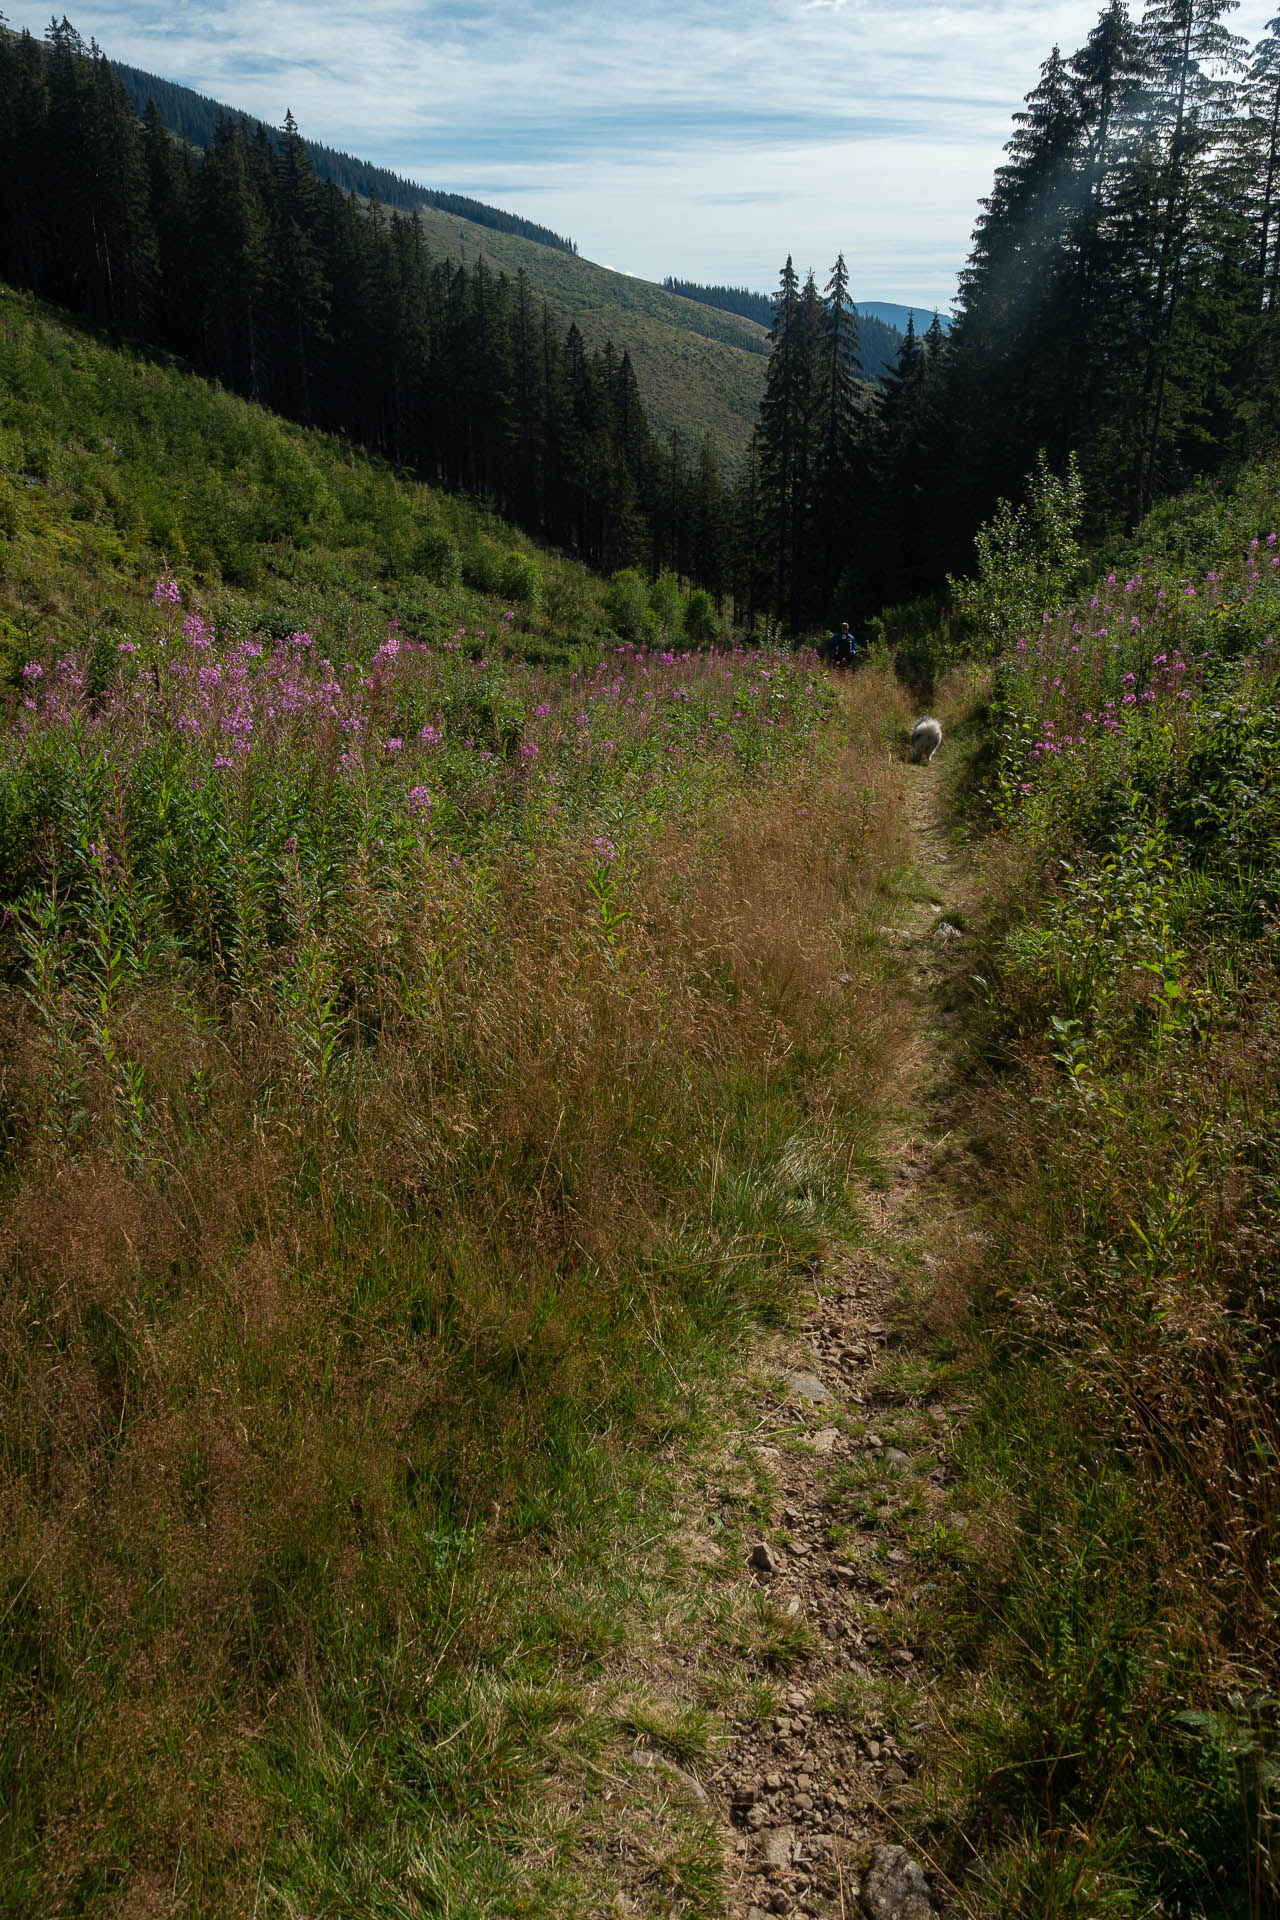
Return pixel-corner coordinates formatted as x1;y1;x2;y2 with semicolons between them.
830;621;858;668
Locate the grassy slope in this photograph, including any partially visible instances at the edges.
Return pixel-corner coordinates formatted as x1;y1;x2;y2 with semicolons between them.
405;204;768;462
921;462;1280;1915
0;283;669;672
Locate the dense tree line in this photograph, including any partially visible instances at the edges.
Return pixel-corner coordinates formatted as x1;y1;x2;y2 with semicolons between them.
0;18;725;581
663;279;776;328
109;57;580;255
662;276;907;380
838;0;1280;619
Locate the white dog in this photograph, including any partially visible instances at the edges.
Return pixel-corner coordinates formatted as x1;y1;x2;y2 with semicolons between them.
909;717;943;763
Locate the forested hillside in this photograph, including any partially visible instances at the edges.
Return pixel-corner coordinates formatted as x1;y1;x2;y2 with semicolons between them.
104;46;779;459
386;204;768;460
0;24;770;463
0;22;742;589
0;287;736;670
108;57;581;254
7;0;1279;650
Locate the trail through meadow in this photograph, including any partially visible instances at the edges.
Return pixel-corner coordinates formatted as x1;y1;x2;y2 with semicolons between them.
592;696;983;1920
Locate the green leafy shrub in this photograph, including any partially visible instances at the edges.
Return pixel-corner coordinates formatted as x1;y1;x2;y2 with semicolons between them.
647;570;684;637
414;525;463;587
461;537;503;594
498;549;542;611
684;588;720;647
604;567;653;644
949;450;1084;657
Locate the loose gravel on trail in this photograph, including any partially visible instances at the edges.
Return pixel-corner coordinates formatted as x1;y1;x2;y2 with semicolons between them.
710;762;974;1920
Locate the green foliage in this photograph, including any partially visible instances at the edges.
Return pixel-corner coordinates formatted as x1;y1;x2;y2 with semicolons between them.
646;569;684;635
948;451;1085;657
414;524;463;587
499;548;543;612
944;453;1280;1915
604;567;653;644
0;287;611;671
684;588;720;647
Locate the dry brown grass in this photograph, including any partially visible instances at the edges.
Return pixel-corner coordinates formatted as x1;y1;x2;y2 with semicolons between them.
0;667;914;1914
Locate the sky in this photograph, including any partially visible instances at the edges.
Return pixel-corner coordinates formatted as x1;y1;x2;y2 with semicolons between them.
12;0;1278;310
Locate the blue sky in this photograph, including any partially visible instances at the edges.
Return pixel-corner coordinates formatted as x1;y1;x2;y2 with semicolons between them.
13;0;1276;308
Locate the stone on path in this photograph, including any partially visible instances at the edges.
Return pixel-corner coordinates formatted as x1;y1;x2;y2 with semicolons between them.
859;1843;934;1919
750;1541;782;1574
789;1372;833;1404
760;1824;796;1867
812;1427;841;1453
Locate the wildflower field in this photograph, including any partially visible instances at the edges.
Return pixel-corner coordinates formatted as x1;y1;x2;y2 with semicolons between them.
933;463;1280;1914
2;574;823;1016
0;574;908;1914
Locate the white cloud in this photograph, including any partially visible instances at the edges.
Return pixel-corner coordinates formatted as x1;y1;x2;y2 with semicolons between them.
11;0;1277;304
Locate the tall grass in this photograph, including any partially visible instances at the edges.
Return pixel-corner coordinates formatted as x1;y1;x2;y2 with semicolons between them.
931;461;1280;1917
0;575;910;1913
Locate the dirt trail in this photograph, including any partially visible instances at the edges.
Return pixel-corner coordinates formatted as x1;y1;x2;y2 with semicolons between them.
705;755;975;1920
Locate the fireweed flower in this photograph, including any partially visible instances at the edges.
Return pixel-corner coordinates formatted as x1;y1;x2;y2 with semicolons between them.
153;576;181;606
407;785;431;814
592;836;616;862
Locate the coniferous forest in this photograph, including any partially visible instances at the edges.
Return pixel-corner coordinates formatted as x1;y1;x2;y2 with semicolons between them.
10;2;1280;643
756;0;1280;629
105;58;581;255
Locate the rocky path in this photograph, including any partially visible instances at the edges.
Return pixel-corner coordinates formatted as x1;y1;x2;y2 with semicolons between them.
706;759;975;1920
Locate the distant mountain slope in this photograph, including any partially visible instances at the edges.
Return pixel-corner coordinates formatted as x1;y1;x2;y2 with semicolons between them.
109;58;579;255
662;278;907;380
857;300;952;334
405;209;767;459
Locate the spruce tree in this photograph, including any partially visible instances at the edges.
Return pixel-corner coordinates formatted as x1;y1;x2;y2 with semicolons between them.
814;254;862;616
1240;12;1280;303
271;109;330;423
1127;0;1247;512
757;257;802;620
